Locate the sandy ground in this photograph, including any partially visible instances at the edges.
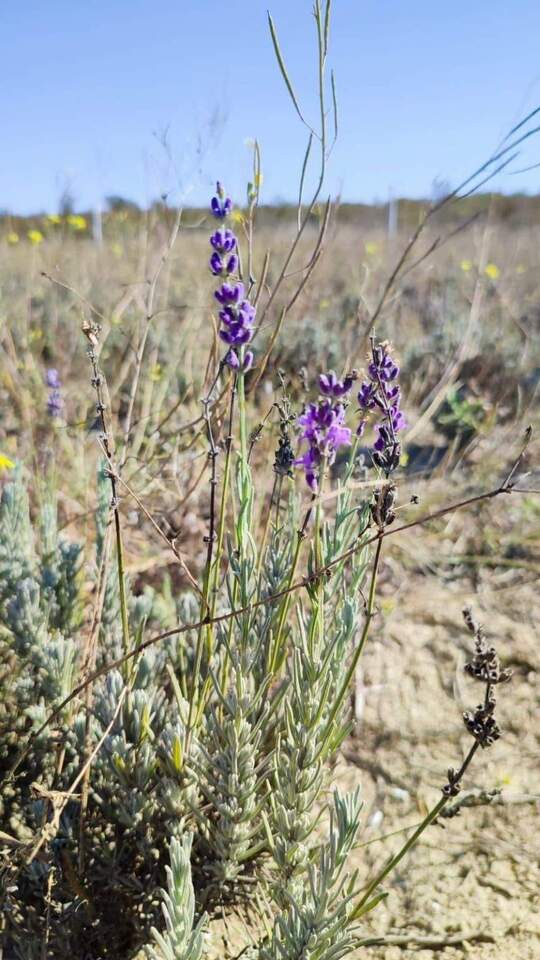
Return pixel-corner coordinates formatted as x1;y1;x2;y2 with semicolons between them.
339;567;540;959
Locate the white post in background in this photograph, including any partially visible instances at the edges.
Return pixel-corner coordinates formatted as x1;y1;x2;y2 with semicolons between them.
387;187;398;240
93;205;103;245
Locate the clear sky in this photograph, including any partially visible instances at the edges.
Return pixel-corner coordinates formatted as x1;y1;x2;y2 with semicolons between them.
2;0;540;213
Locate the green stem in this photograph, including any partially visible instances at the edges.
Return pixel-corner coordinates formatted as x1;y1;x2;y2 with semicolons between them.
356;796;447;910
267;498;314;675
321;534;382;750
356;738;481;908
237;363;248;464
113;508;130;660
208;372;237;623
313;464;326;656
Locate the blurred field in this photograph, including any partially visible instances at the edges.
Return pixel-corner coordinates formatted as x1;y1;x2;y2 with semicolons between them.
1;199;539;957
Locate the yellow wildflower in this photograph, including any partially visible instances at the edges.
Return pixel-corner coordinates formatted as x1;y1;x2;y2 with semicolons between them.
460;259;473;272
27;229;44;245
0;453;15;471
7;231;19;245
47;213;61;224
67;214;87;230
484;263;500;280
364;241;379;256
150;363;163;383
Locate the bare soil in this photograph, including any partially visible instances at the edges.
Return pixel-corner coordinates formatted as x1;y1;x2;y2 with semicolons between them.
340;566;540;958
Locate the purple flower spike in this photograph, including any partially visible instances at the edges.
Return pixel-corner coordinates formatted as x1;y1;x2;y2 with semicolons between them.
358;341;406;476
46;368;63;417
210;180;256;365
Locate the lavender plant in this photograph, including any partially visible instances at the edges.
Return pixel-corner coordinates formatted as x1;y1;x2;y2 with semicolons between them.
0;2;536;958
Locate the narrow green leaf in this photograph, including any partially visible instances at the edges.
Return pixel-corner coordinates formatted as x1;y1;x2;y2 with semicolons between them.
172;734;183;773
324;0;332;56
298;132;314;226
350;890;388;920
331;68;338;143
268;12;305;124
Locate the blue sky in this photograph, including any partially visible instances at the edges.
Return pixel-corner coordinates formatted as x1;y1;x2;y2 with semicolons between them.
2;0;540;213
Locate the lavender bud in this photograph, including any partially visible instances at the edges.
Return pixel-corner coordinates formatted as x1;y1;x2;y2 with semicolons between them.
224;349;240;370
210;252;223;276
211;182;233;219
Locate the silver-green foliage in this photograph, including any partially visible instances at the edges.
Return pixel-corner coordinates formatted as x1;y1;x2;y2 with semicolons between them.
261;790;363;960
146;834;208;960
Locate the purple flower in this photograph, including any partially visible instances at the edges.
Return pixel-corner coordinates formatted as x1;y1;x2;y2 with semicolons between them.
295;397;352;490
224;348;254;372
357;381;377;410
295;445;320;492
211;181;233;219
219;322;253;346
224;349;240;370
237;300;255;324
368;345;400;383
209;252;239;278
47;389;63;417
215;282;244;306
210;252;224;275
391;407;407;432
210;227;237;254
45;369;63;416
46;368;61;389
319;370;355;398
